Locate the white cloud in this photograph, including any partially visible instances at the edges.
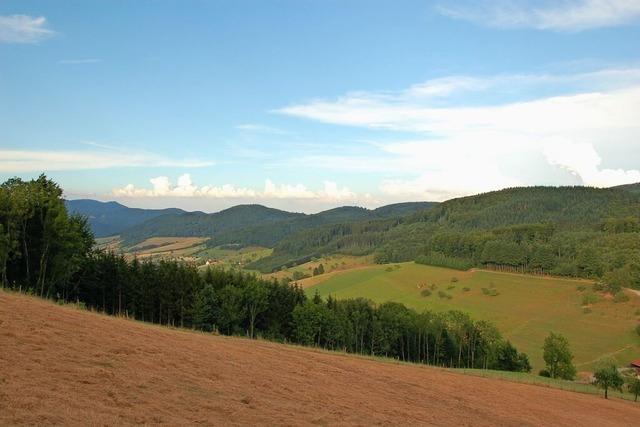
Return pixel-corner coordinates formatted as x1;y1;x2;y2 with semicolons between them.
0;150;214;172
0;15;54;43
113;174;357;202
544;141;640;187
438;0;640;31
276;68;640;200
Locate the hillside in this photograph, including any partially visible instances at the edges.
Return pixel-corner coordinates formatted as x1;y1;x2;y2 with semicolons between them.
65;199;185;237
119;201;437;247
118;204;304;246
2;291;639;426
302;262;640;371
250;186;640;278
615;182;640;195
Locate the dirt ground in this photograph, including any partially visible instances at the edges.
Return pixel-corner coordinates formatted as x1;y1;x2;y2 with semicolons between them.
1;291;639;426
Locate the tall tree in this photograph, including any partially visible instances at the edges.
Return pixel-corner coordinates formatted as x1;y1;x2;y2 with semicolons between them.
542;332;577;380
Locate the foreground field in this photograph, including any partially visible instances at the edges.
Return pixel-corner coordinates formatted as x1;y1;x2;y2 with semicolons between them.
304;263;640;371
1;291;639;426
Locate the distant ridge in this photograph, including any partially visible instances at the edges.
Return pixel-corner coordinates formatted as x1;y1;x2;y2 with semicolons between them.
613;182;640;195
65;199;185;237
117;202;438;247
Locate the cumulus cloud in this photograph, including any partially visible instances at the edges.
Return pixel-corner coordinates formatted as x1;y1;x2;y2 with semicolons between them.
276;68;640;200
437;0;640;31
544;141;640;187
112;174;357;202
0;149;214;172
0;15;54;43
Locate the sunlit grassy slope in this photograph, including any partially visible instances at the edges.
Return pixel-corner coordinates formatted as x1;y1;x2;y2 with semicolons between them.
305;262;640;371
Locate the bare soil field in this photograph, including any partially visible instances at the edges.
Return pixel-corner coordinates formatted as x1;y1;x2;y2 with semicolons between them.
1;291;639;426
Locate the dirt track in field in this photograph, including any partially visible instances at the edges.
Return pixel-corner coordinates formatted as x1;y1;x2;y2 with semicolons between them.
1;291;639;426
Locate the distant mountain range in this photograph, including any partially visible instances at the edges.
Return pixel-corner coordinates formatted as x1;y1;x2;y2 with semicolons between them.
65;198;437;242
65;199;186;237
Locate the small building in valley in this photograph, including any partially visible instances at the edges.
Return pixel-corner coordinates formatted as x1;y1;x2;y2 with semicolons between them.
631;359;640;376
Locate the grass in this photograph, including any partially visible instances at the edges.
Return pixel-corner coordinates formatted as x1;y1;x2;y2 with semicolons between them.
195;246;273;270
267;254;374;284
306;262;640;372
452;369;636;402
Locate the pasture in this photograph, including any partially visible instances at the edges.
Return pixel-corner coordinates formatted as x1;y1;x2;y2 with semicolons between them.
266;254;374;282
304;262;640;371
196;246;273;270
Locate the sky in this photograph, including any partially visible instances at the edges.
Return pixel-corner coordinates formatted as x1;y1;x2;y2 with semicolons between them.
1;0;640;213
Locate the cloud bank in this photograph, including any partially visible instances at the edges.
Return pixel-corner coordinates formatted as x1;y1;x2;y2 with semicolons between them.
113;174;357;202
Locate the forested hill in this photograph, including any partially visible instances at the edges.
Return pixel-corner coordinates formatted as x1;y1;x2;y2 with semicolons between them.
614;182;640;195
117;201;437;246
248;186;640;288
119;204;303;245
65;199;185;237
204;202;438;249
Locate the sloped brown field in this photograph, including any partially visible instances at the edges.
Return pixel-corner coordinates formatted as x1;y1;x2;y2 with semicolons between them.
1;291;639;426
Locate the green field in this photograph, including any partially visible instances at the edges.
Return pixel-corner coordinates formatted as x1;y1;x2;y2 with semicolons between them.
305;262;640;372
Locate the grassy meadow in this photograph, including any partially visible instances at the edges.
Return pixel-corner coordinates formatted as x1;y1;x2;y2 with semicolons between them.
304;262;640;372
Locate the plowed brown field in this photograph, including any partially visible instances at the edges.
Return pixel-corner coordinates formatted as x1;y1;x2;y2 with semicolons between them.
1;291;639;426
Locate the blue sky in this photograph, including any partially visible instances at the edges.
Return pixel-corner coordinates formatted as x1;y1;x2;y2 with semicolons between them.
2;0;640;212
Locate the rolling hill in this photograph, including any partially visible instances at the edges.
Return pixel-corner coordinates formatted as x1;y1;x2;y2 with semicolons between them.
115;201;437;247
65;199;185;237
2;290;639;426
118;204;303;246
248;186;640;276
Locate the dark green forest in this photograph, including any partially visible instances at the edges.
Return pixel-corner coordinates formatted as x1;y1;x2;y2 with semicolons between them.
0;176;529;372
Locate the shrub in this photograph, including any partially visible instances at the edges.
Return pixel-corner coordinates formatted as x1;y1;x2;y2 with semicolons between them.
292;271;310;281
594;281;622;294
421;289;432;297
576;285;586;292
613;291;630;303
429;283;437;290
539;369;551;378
438;291;452;300
636;324;640;337
582;293;599;306
447;284;456;290
451;277;459;283
482;288;499;296
635;309;640;316
462;287;471;292
385;266;394;272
